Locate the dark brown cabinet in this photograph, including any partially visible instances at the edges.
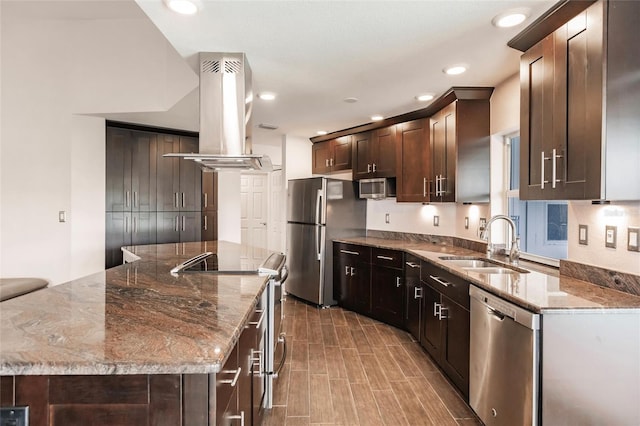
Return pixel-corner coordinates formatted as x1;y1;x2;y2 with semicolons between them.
312;136;352;174
429;99;490;203
516;0;640;200
352;126;397;180
420;261;470;398
404;254;422;340
202;172;218;241
156;211;201;244
396;119;431;202
157;134;202;212
370;248;404;328
334;243;371;315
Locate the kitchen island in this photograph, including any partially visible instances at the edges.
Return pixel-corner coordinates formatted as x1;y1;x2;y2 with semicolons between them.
0;240;276;425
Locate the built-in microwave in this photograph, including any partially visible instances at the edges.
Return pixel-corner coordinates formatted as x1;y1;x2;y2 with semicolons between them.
358;178;396;199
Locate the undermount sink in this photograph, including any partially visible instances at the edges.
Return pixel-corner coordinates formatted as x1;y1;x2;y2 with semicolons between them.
438;256;530;274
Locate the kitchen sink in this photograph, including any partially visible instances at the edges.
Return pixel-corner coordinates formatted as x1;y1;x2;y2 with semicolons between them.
438;256;529;274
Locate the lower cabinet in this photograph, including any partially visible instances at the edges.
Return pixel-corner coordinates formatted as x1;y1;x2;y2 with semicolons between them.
421;261;470;399
334;243;371;314
370;248;405;328
156;212;202;244
404;254;422;340
105;212;156;267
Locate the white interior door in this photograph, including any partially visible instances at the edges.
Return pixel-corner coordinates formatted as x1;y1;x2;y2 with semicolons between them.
241;173;269;268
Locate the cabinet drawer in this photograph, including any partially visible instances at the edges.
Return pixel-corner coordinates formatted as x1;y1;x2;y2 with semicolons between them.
335;243;371;262
215;343;239;425
372;248;403;269
421;261;469;309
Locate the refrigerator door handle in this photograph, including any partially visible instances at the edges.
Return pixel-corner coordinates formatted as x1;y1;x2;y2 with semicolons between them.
315;225;322;260
315;189;323;225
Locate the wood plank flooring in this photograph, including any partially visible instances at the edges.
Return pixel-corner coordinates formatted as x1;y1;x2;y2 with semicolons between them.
264;296;482;425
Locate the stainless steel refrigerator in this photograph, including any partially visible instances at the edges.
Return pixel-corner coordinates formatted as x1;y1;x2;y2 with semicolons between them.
286;177;366;306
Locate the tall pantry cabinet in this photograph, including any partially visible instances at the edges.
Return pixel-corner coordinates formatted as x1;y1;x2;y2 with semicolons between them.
105;124;203;268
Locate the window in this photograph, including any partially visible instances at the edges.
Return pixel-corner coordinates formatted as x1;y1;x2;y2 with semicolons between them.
506;135;568;262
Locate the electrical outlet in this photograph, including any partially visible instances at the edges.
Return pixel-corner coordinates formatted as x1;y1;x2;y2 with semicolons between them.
628;227;639;252
433;215;439;227
479;217;486;231
578;224;588;245
0;406;29;426
385;213;390;224
59;210;66;223
605;225;617;249
464;217;469;230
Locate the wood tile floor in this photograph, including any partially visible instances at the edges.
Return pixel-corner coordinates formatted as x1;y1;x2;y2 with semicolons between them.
263;296;483;425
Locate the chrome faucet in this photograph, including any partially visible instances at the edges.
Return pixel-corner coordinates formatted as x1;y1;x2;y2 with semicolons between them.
480;215;520;264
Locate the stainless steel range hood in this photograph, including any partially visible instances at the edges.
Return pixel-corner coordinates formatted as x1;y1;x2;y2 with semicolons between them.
164;52;272;171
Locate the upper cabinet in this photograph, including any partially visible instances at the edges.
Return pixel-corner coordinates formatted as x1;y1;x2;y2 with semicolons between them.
515;0;640;201
311;135;352;174
396;119;430;202
352;126;397;180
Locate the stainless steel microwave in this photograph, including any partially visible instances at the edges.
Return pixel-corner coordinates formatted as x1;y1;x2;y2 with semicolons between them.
359;178;396;199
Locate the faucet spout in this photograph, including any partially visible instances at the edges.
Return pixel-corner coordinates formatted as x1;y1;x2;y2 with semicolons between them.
481;215;520;264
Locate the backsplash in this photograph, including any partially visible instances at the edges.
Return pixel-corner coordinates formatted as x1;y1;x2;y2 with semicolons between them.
560;260;640;297
365;230;487;253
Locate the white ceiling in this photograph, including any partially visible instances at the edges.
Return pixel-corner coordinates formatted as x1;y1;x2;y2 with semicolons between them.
9;0;557;141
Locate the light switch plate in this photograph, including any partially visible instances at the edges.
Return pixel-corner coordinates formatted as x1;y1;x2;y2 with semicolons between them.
605;225;617;249
578;224;588;245
433;215;439;227
628;227;639;252
464;217;469;230
385;213;390;224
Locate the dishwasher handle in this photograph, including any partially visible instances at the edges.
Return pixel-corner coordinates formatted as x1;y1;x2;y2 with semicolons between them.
487;307;505;321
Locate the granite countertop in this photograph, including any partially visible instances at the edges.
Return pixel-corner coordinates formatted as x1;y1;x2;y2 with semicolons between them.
0;241;273;376
337;236;640;313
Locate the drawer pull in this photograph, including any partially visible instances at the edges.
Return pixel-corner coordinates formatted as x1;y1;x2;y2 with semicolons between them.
405;261;419;268
429;275;451;287
248;309;266;329
414;287;422;299
219;367;242;387
376;255;394;261
227;411;245;426
340;250;359;255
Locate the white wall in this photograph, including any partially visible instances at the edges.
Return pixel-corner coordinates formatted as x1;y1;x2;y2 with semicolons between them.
284;135;312;181
0;6;196;284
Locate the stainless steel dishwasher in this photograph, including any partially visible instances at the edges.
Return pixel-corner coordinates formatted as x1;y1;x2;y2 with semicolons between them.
469;285;540;426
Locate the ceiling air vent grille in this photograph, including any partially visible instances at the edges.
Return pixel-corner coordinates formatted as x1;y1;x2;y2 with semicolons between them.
202;60;221;74
224;59;242;74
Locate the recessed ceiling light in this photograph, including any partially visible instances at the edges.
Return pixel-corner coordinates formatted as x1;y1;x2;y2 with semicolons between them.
492;9;530;28
371;115;384;122
443;65;467;76
258;92;276;101
343;97;359;104
415;94;435;102
317;131;328;135
163;0;199;15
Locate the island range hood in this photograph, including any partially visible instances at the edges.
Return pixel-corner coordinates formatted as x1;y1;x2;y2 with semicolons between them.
164;52;272;171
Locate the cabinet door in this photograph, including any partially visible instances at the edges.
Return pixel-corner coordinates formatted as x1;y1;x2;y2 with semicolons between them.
156;212;180;244
420;283;442;361
156;134;180;212
238;319;256;426
553;3;604;200
179;136;202;211
352;131;373;180
440;295;470;398
105;212;130;268
520;34;555;200
396;119;430;202
312;141;332;174
106;127;132;212
131;212;156;246
179;212;201;243
333;250;350;308
371;125;397;177
431;103;456;202
371;265;404;328
130;131;157;212
202;211;217;241
332;135;352;171
202;172;218;212
216;344;239;426
404;256;422;340
352;259;372;315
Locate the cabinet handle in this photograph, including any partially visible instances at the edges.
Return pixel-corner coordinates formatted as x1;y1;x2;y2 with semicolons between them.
133;216;137;233
182;216;186;232
434;302;441;316
429;275;451;287
541;151;551;189
438;306;449;320
248;309;266;329
372;163;377;173
423;177;427;198
181;193;185;208
414;287;422;299
340;249;359;255
345;266;350;276
405;261;419;268
219;367;242;386
396;276;401;287
174;192;179;208
350;267;355;277
175;216;179;232
227;412;245;426
125;191;130;208
376;255;394;261
330;158;334;166
204;193;208;208
439;175;446;195
367;164;372;173
251;349;264;377
204;215;208;231
552;148;563;189
434;175;440;196
125;216;129;234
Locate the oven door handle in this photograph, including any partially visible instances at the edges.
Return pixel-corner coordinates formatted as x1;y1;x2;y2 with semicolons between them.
271;333;287;378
